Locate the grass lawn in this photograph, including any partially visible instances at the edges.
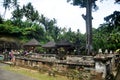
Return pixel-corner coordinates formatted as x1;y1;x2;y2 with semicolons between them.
1;65;68;80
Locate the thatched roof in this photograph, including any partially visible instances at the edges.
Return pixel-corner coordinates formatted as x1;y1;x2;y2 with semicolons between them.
0;36;20;49
42;41;56;48
56;40;73;47
24;38;41;46
0;36;19;43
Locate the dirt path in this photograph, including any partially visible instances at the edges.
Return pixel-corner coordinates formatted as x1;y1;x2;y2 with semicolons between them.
0;63;37;80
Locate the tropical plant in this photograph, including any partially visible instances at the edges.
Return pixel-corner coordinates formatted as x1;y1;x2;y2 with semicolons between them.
22;2;39;22
2;0;18;17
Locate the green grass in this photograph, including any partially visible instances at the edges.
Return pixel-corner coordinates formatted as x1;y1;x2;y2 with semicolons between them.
1;65;68;80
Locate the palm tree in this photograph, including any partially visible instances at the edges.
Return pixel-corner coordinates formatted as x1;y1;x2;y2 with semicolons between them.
11;6;23;27
22;2;39;22
2;0;18;18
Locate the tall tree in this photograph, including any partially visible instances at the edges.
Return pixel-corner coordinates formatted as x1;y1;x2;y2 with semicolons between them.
67;0;97;55
67;0;120;55
2;0;18;17
22;2;39;22
11;6;23;27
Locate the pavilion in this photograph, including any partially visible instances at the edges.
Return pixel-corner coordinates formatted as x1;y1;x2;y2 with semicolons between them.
0;36;20;51
42;41;56;54
23;38;41;51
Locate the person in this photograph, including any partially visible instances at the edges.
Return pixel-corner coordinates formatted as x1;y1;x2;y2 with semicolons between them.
23;50;29;56
9;50;15;62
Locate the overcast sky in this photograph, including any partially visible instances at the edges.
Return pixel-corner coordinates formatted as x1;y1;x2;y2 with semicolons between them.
0;0;120;33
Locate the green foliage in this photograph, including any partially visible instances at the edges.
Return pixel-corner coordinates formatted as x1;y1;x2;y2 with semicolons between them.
0;15;3;24
12;6;23;19
0;0;120;53
104;11;120;27
22;2;39;22
67;0;98;10
0;20;22;36
92;11;120;51
35;47;44;53
93;23;120;51
67;0;120;10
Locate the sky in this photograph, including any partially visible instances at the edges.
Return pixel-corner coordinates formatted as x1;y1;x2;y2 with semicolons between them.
0;0;120;33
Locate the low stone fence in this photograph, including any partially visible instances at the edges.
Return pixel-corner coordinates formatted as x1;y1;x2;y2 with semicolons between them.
14;56;95;77
15;56;95;68
13;53;120;80
14;57;101;80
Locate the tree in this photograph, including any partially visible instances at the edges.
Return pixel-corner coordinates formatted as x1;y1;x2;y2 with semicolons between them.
0;15;4;24
67;0;97;55
22;2;39;22
11;6;23;27
0;20;22;37
104;11;120;29
2;0;18;17
52;26;61;41
39;15;60;41
103;11;120;50
92;16;120;51
39;15;51;31
115;0;120;3
67;0;120;55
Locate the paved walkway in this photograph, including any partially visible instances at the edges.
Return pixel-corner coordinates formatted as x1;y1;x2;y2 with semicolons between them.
0;63;37;80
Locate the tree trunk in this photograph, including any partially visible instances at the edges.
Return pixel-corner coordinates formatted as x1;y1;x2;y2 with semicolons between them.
86;0;92;55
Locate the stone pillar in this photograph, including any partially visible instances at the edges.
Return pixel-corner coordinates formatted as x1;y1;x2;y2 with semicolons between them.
95;60;106;78
94;54;112;78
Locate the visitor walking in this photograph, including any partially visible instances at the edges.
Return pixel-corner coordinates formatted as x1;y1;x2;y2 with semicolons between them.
9;50;15;62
